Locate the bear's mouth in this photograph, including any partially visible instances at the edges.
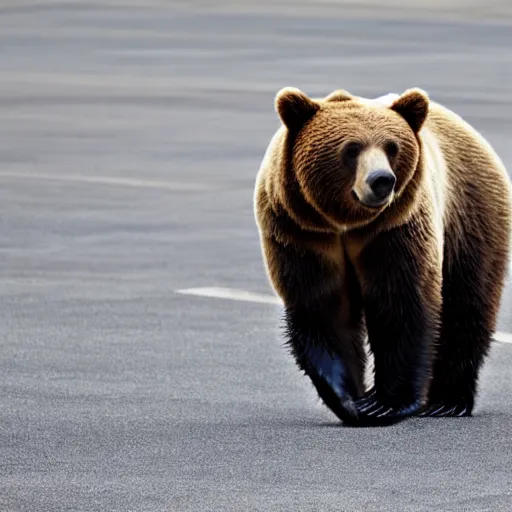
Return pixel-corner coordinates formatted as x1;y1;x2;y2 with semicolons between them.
352;189;392;210
362;196;391;209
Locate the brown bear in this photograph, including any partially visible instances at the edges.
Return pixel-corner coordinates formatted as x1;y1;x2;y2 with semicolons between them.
254;86;511;426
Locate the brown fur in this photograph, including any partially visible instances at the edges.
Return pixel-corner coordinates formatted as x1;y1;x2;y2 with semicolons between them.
254;86;512;425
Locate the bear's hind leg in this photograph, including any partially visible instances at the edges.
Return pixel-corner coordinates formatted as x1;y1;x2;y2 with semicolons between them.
419;239;510;418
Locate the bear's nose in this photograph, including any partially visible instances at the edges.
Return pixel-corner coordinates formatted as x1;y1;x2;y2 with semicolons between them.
366;170;396;200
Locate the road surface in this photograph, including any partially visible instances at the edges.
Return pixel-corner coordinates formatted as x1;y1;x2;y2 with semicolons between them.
0;2;511;511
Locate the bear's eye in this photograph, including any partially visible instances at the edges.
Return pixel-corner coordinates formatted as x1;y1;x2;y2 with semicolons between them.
385;141;399;159
343;142;362;160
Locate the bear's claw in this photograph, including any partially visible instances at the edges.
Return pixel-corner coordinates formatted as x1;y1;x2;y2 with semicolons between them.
344;390;421;427
354;387;377;408
415;402;472;417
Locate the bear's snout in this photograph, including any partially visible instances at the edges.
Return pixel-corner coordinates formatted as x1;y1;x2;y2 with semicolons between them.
351;146;396;210
367;170;396;200
352;169;396;208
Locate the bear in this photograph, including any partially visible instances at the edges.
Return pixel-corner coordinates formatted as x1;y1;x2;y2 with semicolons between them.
254;86;511;426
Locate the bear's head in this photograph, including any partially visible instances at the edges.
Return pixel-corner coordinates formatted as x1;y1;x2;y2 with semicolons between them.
274;86;429;231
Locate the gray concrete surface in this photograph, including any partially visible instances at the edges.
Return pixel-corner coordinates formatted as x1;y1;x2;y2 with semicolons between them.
0;2;511;511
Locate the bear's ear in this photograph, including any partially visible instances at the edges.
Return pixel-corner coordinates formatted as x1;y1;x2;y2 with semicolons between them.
324;89;353;102
275;87;320;131
391;88;429;133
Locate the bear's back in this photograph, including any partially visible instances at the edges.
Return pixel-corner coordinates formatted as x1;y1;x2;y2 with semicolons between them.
423;101;511;265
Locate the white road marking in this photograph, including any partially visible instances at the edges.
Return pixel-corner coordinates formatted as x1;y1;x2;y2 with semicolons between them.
495;331;512;344
0;171;213;192
176;286;512;344
176;287;282;305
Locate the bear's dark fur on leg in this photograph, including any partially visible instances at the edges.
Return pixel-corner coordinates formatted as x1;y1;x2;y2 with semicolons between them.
346;219;442;426
265;234;367;423
420;226;510;418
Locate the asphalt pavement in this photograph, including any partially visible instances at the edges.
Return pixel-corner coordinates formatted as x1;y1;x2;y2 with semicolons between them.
0;2;511;511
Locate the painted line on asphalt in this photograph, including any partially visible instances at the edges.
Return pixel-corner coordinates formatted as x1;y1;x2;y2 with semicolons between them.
176;286;512;344
496;330;512;344
176;286;282;305
0;171;214;192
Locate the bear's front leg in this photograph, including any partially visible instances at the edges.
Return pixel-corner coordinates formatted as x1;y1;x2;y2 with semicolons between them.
285;304;366;423
262;233;367;423
346;220;442;427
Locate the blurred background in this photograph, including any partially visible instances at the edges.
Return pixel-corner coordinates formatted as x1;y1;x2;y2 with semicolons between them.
1;2;511;511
